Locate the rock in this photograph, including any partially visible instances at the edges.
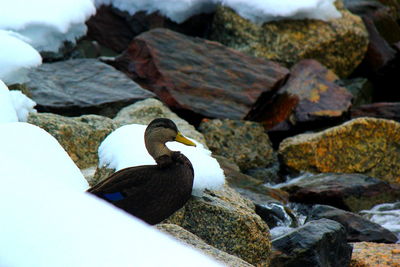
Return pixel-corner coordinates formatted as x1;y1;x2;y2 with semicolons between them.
114;98;207;146
271;218;352;267
198;119;275;171
254;60;352;135
351;102;400;122
244;164;281;184
279;117;400;184
279;173;400;212
157;224;254;267
210;2;369;78
307;204;398;243
336;77;373;108
114;28;289;120
28;112;118;169
350;242;400;267
165;185;271;266
24;59;155;118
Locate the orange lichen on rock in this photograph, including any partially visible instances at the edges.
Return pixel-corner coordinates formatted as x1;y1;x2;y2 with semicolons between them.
350;242;400;267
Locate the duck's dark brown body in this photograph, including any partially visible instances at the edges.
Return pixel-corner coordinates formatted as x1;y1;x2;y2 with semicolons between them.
88;151;194;225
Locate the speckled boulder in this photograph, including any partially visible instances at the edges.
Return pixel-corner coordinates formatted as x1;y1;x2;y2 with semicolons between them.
279;117;400;184
28;112;117;169
350;242;400;267
114;98;207;146
157;224;254;267
211;1;368;77
165;185;271;266
198;119;275;170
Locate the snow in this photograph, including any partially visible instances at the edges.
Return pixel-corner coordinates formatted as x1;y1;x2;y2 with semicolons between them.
0;30;42;84
0;0;96;52
0;122;222;267
0;80;37;123
98;124;225;196
95;0;341;24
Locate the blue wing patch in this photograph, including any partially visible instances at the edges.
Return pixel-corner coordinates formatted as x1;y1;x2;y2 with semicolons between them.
103;192;125;201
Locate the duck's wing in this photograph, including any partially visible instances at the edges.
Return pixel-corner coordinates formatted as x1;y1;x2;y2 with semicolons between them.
87;165;158;197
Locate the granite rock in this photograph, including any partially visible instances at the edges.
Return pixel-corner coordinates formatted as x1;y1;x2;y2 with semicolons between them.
157;224;254;267
350;242;400;267
211;1;369;77
28;112;118;169
279;117;400;184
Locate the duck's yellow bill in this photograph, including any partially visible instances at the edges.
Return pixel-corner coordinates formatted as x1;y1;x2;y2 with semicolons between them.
175;132;196;147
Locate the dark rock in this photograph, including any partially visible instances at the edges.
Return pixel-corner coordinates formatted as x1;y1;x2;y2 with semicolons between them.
244;163;281;184
351;102;400;122
279;173;400;212
336;77;373;108
24;59;155;118
86;5;215;53
198;119;275;171
256;202;299;229
271;218;352;267
114;28;289;120
255;60;352;142
307;204;398;243
211;2;369;78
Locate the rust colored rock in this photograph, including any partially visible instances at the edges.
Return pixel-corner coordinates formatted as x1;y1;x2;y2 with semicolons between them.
351;102;400;122
350;242;400;267
256;59;352;132
114;28;289;119
279;117;400;184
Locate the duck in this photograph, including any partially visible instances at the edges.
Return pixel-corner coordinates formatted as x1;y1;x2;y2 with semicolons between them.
88;118;196;225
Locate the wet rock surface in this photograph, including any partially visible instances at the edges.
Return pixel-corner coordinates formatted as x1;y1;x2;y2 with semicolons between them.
279;117;400;184
198;119;275;170
24;59;155;117
279;173;400;212
307;204;398;243
351;102;400;122
114;28;289;120
271;218;352;267
211;2;369;77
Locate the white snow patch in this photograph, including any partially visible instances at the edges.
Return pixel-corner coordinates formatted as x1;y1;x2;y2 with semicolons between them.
0;122;88;191
0;80;37;122
0;30;42;84
0;80;18;123
98;124;225;196
0;123;221;266
0;0;96;52
95;0;341;24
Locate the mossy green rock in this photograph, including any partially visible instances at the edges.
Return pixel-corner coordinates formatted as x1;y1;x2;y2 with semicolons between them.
28;112;117;169
211;2;368;77
279;117;400;184
165;185;271;266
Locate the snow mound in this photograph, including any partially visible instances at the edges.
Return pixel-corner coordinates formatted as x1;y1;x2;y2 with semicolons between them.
98;124;225;196
0;80;18;123
9;90;37;122
0;122;88;191
0;30;42;84
96;0;341;24
0;123;221;266
0;0;96;52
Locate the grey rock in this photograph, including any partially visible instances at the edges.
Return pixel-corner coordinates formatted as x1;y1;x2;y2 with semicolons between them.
24;58;154;117
307;204;398;243
271;218;352;267
157;224;254;267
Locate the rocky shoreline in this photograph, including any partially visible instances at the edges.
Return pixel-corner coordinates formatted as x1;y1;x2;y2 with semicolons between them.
10;1;400;266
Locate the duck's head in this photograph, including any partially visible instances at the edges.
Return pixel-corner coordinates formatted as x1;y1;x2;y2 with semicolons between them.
144;118;196;159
